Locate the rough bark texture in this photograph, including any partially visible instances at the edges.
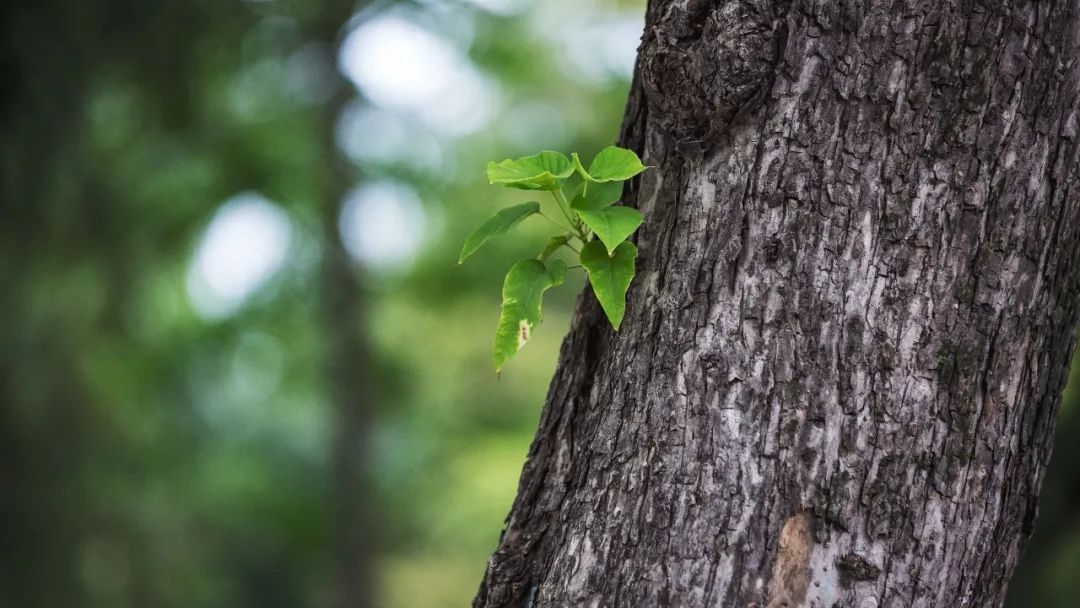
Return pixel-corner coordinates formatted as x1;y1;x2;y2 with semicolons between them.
475;1;1080;607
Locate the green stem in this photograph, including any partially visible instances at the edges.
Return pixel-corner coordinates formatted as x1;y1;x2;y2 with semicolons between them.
551;189;577;227
552;188;590;240
538;211;575;233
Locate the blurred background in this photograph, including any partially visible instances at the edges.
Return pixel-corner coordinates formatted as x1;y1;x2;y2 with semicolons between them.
0;0;1075;606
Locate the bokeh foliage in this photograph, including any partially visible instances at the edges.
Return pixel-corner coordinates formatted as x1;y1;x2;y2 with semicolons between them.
0;0;1075;606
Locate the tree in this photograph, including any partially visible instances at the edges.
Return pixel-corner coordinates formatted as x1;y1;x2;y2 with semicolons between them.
475;1;1080;606
0;0;379;605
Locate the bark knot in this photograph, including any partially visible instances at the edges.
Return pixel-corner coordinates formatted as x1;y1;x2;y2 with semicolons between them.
641;0;778;148
836;552;882;585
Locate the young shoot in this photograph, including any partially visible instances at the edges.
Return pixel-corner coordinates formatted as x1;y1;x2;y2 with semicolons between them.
458;146;649;372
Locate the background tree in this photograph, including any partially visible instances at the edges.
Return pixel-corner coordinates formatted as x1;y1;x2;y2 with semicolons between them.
476;1;1080;606
0;0;648;605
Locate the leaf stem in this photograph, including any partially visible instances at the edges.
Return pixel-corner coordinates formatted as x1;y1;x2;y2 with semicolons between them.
552;187;592;241
571;232;592;249
538;211;575;233
550;188;576;228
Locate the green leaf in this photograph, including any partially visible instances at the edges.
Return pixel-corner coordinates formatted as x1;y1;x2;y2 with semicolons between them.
571;194;642;254
494;259;568;371
571;152;589;179
580;239;637;330
574;180;623;211
487;151;574;190
538;235;570;261
583;146;647;182
458;202;541;264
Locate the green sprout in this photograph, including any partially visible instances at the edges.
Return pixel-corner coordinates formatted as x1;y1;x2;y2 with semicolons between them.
459;146;649;372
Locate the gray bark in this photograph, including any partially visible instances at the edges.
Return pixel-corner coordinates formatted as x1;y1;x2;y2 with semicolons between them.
475;1;1080;607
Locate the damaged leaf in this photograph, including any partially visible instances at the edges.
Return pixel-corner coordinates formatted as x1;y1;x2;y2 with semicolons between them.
493;259;567;372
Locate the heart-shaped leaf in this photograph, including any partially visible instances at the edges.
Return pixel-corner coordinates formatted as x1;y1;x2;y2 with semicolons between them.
494;259;568;371
582;146;647;182
580;239;637;330
573;180;623;211
487;151;574;190
572;204;643;255
459;201;541;264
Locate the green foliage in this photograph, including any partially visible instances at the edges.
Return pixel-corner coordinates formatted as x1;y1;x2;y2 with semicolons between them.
487;151;575;190
574;146;648;182
539;235;571;261
574;180;623;209
571;199;643;255
462;146;650;370
493;259;567;372
580;240;637;330
458;201;541;263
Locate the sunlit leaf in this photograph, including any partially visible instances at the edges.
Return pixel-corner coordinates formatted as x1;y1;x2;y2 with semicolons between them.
494;259;567;371
459;201;541;263
583;146;647;182
487;151;574;190
571;202;642;255
580;239;636;330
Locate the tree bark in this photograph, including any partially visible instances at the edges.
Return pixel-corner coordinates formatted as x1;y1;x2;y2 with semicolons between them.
475;1;1080;607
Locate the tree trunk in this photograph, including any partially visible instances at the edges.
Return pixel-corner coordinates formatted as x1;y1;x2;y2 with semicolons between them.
475;1;1080;607
309;3;379;606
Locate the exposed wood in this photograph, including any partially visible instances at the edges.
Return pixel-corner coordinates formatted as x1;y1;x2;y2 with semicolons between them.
475;1;1080;606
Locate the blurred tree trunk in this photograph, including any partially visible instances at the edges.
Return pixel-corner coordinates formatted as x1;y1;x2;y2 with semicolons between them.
320;139;377;608
475;1;1080;607
322;189;377;608
309;3;378;607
